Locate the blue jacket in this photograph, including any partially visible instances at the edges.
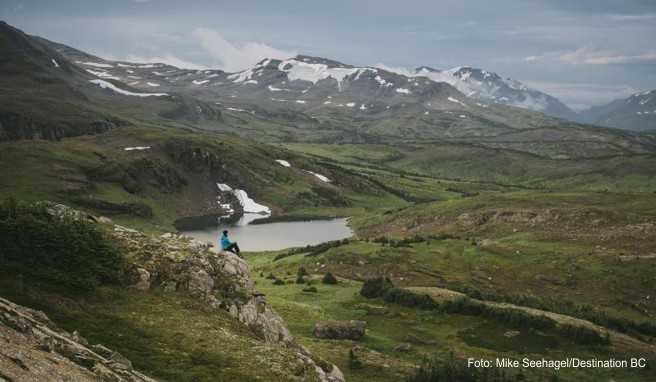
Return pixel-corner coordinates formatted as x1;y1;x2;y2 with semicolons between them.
221;235;232;250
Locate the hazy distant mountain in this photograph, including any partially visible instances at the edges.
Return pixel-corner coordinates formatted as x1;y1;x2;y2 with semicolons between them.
402;66;580;121
580;90;656;132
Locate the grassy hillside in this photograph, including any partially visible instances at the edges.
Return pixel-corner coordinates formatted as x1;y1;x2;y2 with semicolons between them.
0;127;406;232
284;143;656;192
0;202;332;382
247;248;656;382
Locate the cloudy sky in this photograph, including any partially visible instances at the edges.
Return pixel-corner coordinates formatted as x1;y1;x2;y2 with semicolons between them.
2;0;655;110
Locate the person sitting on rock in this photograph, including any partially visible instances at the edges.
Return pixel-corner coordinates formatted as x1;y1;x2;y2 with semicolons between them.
220;230;241;256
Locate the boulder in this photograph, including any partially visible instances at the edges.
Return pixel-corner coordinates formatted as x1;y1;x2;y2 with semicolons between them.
186;268;214;296
129;268;151;291
393;343;412;352
354;303;387;315
313;320;366;340
404;333;437;345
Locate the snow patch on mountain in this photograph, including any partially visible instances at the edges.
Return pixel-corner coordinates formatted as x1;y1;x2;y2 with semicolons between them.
275;159;291;167
228;68;256;83
77;61;114;68
448;97;467;107
124;146;151;151
86;69;121;80
89;79;168;97
278;59;360;91
375;75;393;87
233;189;271;214
304;170;331;183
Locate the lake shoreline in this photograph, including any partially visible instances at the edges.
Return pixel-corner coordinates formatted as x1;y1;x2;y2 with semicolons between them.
180;217;353;252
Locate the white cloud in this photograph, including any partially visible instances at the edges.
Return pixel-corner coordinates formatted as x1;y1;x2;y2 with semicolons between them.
522;80;640;110
559;46;656;65
117;54;206;70
374;63;414;76
192;27;295;72
608;13;656;22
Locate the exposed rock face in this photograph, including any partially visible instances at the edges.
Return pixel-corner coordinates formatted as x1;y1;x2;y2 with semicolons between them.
115;228;293;344
0;297;156;382
102;208;341;381
313;320;367;340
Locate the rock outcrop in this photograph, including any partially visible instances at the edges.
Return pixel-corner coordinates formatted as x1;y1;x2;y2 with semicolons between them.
42;202;344;382
0;297;156;382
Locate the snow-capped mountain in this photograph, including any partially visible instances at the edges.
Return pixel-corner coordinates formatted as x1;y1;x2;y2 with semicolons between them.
4;20;654;159
390;66;579;121
36;37;588;143
45;40;576;122
580;90;656;132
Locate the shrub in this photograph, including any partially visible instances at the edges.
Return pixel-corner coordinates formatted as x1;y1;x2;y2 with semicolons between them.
348;349;362;370
296;275;306;284
408;355;539;382
322;272;338;285
360;277;394;298
383;288;438;310
0;200;124;292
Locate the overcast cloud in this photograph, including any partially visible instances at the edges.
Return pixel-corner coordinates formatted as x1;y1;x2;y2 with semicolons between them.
2;0;655;109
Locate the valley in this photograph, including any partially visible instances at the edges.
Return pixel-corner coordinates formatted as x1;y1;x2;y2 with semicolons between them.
1;18;655;382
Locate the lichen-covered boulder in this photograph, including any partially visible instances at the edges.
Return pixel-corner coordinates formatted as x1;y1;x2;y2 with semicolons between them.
313;320;367;340
129;267;151;291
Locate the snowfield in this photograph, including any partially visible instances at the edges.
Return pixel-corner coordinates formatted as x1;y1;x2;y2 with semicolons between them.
89;80;169;97
233;189;271;214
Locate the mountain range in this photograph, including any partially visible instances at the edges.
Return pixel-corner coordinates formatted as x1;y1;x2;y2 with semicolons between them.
25;23;653;133
579;90;656;132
